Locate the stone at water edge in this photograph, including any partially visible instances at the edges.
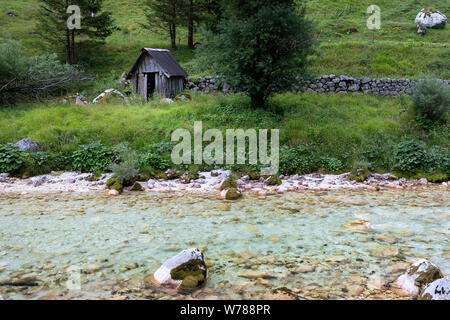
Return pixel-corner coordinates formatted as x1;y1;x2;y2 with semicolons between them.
150;248;208;290
391;259;443;296
224;188;242;200
419;277;450;300
108;189;120;196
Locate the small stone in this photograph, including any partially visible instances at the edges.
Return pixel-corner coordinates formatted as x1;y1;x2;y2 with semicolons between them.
82;263;103;274
239;271;276;280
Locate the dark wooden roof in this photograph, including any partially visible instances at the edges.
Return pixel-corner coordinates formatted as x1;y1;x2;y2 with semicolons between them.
128;48;188;78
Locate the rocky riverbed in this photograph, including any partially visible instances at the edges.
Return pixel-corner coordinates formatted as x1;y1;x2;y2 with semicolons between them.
0;176;448;300
0;170;447;196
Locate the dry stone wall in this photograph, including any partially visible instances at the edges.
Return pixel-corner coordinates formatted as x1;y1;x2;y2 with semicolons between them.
185;75;449;96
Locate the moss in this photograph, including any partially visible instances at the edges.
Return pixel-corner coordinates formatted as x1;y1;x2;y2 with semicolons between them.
248;171;261;181
350;168;371;182
155;172;168;180
225;187;242;200
130;182;143;191
106;177;123;193
174;92;192;102
220;176;238;190
170;259;207;290
427;173;448;183
86;172;101;182
265;175;282;186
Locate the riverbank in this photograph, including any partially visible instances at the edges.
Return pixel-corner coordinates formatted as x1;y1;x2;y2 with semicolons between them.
0;170;448;196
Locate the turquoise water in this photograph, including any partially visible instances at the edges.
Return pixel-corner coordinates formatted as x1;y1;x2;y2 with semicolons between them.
0;187;448;299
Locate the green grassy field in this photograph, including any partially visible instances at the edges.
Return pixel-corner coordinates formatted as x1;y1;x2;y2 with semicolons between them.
0;93;448;172
1;0;448;79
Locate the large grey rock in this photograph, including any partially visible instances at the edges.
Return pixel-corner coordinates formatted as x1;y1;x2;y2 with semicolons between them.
15;138;39;152
150;248;207;290
419;277;450;300
415;9;447;34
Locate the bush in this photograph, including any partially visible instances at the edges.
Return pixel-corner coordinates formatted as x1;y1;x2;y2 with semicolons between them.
72;141;113;173
279;146;314;175
109;143;140;186
0;144;23;174
0;38;89;105
20;151;53;176
394;140;429;173
411;80;449;127
317;156;343;172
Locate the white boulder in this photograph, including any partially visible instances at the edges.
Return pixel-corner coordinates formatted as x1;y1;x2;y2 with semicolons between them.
391;259;443;296
151;248;207;290
415;8;447;34
419;277;450;300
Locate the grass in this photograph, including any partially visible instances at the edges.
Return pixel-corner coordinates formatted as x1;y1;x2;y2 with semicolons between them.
1;0;449;79
0;93;447;167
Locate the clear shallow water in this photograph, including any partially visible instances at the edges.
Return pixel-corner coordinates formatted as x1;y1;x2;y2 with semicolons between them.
0;188;448;300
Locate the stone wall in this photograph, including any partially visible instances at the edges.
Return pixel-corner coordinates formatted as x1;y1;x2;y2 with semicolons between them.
185;75;449;96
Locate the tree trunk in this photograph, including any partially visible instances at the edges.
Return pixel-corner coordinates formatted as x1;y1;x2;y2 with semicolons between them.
188;0;194;48
170;24;177;50
71;29;75;64
250;92;266;109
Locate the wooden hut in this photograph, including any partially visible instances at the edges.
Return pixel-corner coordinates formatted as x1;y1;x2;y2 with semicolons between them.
127;48;188;100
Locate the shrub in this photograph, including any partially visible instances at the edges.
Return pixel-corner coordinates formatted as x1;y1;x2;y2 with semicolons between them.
72;141;113;173
0;38;89;105
109;143;140;186
279;146;314;175
350;160;372;182
316;156;343;172
411;80;449;127
0;144;23;174
20;151;53;176
394;140;429;173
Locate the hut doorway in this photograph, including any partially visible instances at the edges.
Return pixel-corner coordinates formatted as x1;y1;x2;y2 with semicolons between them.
146;72;157;99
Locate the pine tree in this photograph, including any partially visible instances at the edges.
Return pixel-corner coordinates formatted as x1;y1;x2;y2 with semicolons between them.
35;0;116;64
144;0;184;50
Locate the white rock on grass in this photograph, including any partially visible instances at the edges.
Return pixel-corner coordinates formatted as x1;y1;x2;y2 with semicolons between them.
391;259;443;296
151;248;207;290
415;8;447;34
419;277;450;300
16;138;39;152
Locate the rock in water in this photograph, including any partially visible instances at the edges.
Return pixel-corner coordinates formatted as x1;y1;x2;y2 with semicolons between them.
15;138;39;152
151;248;207;291
391;259;443;296
415;8;447;34
419;277;450;300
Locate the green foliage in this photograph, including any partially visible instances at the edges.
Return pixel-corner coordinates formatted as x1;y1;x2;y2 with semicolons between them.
317;156;343;172
20;151;53;176
279;146;314;175
411;79;449;128
0;144;23;174
109;143;140;186
394;140;428;173
198;0;315;108
72;141;113;173
0;38;89;105
350;160;372;182
35;0;117;64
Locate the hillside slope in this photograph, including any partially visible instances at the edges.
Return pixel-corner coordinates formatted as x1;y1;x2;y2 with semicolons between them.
0;0;448;78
